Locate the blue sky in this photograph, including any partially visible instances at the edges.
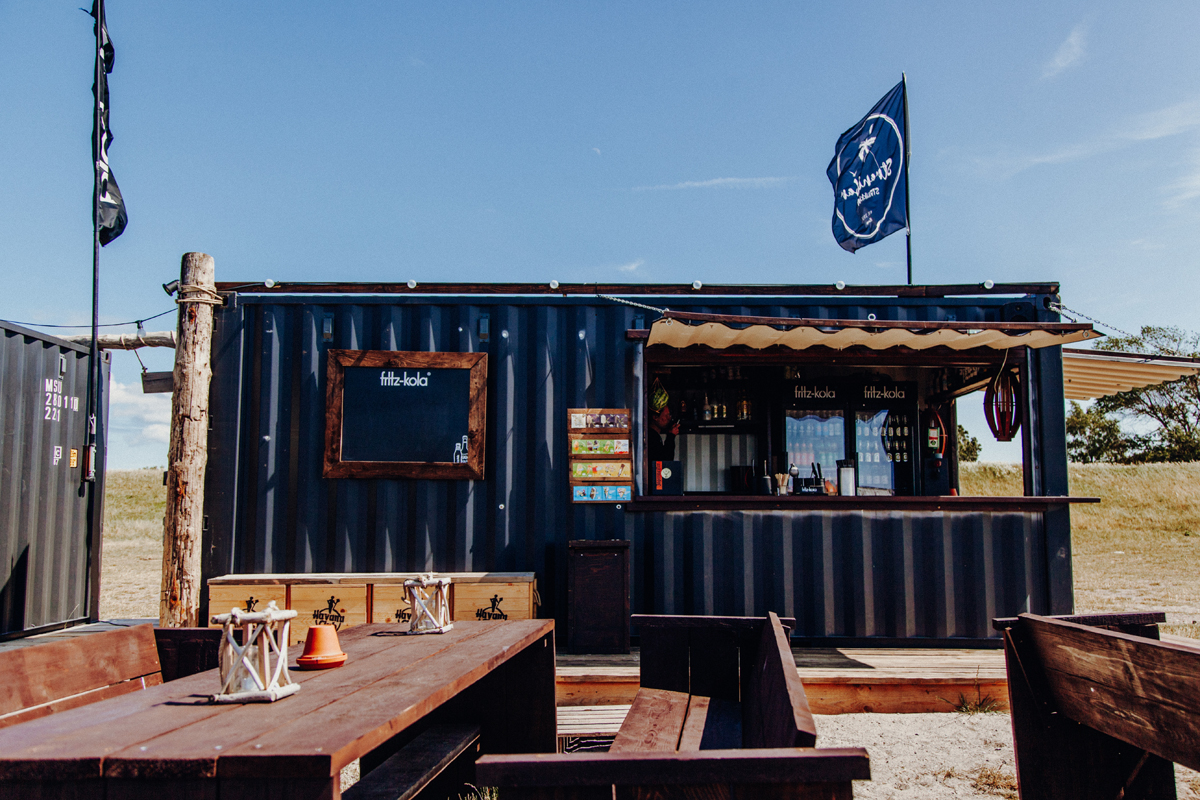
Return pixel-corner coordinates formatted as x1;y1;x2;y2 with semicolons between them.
2;2;1198;468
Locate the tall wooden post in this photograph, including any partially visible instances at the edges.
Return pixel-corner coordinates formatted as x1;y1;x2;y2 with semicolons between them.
160;252;218;627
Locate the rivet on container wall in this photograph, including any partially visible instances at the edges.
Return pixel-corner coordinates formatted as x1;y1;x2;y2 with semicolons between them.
498;504;505;510
501;330;509;339
577;330;585;340
835;281;846;290
264;279;276;288
983;280;995;289
407;279;417;289
691;280;702;290
549;280;559;289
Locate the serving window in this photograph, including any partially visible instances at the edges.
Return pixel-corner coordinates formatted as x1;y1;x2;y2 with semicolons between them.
641;350;1024;500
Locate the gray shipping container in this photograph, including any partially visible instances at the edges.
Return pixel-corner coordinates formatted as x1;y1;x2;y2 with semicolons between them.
0;322;108;637
202;285;1073;644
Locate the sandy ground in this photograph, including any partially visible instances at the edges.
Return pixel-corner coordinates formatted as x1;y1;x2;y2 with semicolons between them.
816;712;1200;799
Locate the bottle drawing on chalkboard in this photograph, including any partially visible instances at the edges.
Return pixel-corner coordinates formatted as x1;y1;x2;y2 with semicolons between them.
452;435;469;463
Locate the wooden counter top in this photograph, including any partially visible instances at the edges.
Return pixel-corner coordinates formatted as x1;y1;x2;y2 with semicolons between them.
627;494;1099;512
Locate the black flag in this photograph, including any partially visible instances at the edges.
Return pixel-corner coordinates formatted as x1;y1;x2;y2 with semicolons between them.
90;0;127;245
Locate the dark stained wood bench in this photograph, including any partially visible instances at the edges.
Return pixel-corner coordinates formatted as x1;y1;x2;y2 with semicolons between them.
0;624;162;729
344;723;481;800
995;612;1200;800
477;612;870;799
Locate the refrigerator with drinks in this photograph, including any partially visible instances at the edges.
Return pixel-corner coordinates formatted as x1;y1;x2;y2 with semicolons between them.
852;382;918;496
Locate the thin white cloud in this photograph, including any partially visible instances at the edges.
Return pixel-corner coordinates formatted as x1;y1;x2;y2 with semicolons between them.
617;259;644;273
1043;24;1086;79
966;98;1200;178
632;177;791;192
591;147;602;156
109;381;171;445
1165;147;1200;207
1120;99;1200;141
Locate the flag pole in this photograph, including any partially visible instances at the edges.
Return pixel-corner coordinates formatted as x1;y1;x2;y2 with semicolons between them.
902;72;912;286
85;0;102;482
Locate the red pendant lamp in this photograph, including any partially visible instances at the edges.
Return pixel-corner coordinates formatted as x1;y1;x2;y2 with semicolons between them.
984;369;1021;441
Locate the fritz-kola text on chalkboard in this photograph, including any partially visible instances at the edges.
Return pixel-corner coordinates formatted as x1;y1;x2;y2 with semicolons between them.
324;350;487;480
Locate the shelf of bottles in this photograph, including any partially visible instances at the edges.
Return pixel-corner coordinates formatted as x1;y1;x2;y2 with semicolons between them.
784;410;845;481
854;410;912;493
673;367;759;431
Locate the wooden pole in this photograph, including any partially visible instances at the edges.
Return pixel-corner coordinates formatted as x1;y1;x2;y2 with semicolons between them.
160;252;218;627
62;331;177;349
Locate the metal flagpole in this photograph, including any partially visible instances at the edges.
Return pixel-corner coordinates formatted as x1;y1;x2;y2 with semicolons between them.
85;1;102;483
902;72;913;286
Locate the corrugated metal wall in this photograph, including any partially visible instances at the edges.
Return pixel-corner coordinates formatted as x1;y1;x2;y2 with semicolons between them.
0;323;107;636
677;433;760;492
203;293;1066;642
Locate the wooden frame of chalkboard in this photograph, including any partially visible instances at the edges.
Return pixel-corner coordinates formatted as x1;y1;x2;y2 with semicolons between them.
323;349;487;480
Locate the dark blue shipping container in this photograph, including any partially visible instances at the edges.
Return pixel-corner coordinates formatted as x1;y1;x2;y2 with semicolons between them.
0;322;108;637
202;284;1076;644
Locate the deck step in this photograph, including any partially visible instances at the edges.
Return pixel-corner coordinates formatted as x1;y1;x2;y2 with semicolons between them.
556;647;1011;714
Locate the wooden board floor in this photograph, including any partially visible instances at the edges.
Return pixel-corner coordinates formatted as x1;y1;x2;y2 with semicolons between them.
557;646;1011;715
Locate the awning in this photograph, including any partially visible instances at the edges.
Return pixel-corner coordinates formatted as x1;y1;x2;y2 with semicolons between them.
1061;348;1200;400
646;311;1100;352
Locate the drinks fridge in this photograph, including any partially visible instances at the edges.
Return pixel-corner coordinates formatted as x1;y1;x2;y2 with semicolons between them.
853;383;917;496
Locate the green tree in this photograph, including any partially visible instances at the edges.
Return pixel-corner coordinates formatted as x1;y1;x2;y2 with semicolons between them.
957;424;981;462
1066;402;1128;463
1093;326;1200;462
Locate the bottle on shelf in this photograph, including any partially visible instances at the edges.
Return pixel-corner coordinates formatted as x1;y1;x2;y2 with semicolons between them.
703;394;712;421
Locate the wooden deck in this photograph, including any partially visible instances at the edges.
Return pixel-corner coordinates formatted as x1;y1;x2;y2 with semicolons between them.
557;646;1010;715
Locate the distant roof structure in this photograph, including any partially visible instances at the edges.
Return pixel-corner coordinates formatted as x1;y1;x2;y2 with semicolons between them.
1061;348;1200;400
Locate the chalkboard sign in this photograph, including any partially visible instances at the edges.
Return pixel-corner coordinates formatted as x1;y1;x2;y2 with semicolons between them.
323;350;487;480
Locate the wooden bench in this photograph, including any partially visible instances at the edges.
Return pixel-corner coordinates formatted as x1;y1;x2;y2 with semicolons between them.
344;723;481;800
0;624;162;729
477;612;870;799
995;612;1200;799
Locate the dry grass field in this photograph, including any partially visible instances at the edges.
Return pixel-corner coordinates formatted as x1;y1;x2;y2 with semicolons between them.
99;464;1200;639
99;468;165;620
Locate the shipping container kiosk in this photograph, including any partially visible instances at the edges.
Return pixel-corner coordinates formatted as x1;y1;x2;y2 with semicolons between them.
201;282;1098;646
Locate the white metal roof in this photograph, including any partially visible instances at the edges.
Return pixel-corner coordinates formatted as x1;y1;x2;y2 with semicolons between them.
1061;348;1200;400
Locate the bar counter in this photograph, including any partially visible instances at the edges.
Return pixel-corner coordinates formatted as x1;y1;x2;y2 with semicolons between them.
627;495;1100;512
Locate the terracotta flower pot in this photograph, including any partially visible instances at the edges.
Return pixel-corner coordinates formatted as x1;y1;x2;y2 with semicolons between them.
296;624;348;669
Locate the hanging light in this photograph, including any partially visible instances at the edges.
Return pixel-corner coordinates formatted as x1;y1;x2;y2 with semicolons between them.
984;370;1021;441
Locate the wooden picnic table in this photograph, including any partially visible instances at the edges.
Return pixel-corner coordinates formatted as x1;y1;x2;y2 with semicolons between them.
0;619;555;800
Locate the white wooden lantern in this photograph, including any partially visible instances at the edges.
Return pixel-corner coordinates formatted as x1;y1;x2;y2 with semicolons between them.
210;600;301;703
404;574;453;634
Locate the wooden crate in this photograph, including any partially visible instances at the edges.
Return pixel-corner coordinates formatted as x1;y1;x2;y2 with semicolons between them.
372;584;413;625
287;585;368;647
452;580;536;622
207;573;538;634
207;585;287;625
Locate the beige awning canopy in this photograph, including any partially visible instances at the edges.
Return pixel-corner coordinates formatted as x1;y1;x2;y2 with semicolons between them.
647;311;1101;352
1061;348;1200;400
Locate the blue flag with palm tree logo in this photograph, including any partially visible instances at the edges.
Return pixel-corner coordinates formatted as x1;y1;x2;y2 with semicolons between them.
827;81;907;253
